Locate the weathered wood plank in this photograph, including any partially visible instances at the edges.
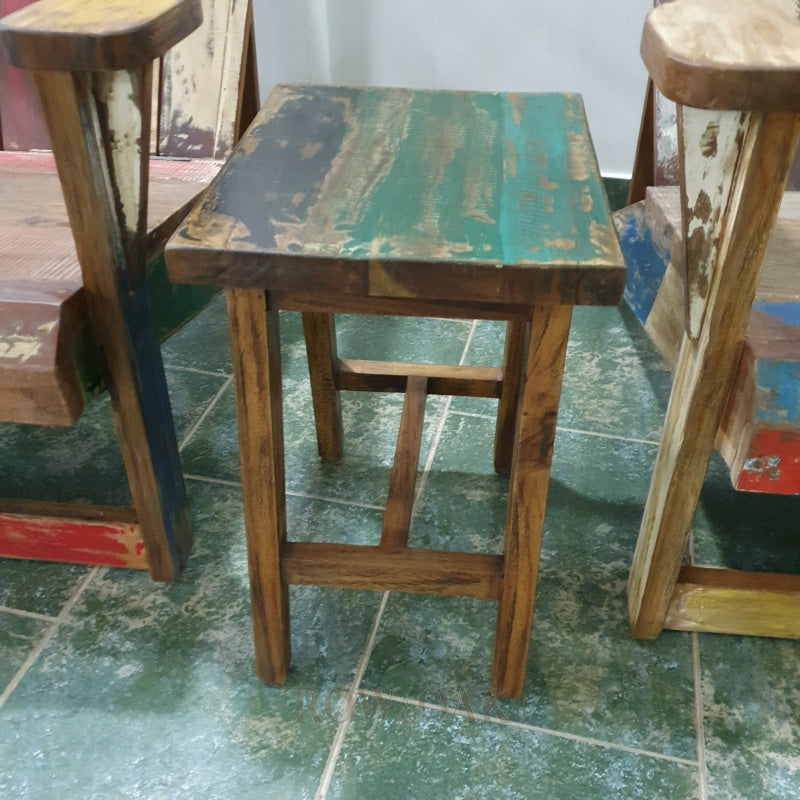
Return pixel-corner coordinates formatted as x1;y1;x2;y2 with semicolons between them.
666;566;800;638
273;292;533;321
336;360;502;398
158;0;252;158
167;85;625;308
380;375;427;549
679;107;750;338
0;502;146;570
284;542;503;600
621;186;800;494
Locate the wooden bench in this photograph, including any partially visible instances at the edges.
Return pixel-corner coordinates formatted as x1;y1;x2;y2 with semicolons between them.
617;0;800;639
0;0;258;579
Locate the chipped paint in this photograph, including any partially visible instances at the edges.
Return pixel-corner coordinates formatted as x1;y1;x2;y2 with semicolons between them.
300;142;323;160
0;334;42;363
567;131;591;181
543;238;577;250
680;107;750;338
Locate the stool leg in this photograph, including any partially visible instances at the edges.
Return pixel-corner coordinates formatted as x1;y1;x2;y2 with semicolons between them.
494;320;527;472
492;304;572;698
302;312;344;460
227;288;291;684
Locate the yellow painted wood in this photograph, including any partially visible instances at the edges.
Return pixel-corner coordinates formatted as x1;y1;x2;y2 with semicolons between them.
666;567;800;638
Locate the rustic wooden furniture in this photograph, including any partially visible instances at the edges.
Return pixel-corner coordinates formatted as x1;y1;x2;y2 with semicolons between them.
166;83;625;696
620;0;800;495
618;0;800;638
0;0;258;579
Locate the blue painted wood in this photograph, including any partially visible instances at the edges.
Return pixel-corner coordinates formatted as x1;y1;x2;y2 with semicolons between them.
616;201;670;324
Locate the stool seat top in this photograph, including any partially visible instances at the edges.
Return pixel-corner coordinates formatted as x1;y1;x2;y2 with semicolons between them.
167;84;624;307
642;0;800;111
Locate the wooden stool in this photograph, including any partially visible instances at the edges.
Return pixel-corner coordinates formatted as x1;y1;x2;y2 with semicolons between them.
166;84;624;697
620;0;800;639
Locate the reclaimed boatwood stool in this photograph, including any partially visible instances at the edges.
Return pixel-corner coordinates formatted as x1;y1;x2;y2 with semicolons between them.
618;0;800;639
166;83;625;697
0;0;258;579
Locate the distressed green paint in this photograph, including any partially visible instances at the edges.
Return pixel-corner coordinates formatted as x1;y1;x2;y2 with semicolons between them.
337;89;505;262
332;88;613;267
195;85;619;271
500;92;613;265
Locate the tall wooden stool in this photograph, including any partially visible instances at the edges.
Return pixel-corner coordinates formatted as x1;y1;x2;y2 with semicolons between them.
166;84;624;697
622;0;800;639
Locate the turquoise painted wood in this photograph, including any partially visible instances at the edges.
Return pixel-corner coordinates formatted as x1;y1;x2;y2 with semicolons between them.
169;84;624;307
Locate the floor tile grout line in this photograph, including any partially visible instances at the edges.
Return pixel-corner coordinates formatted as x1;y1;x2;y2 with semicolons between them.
285;491;385;512
0;606;59;624
164;364;233;379
691;632;709;800
183;473;386;512
178;376;234;452
184;473;242;487
357;689;699;768
447;409;661;448
314;592;390;800
0;567;98;710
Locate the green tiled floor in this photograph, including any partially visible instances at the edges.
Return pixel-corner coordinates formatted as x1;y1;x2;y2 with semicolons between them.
3;295;800;799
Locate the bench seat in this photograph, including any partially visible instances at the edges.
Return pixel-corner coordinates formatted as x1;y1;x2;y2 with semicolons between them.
0;151;220;425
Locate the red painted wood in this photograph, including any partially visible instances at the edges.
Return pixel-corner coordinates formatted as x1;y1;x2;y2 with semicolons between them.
0;0;50;151
0;513;148;569
736;428;800;494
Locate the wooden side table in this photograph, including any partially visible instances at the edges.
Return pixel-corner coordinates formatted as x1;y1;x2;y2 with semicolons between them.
166;84;624;697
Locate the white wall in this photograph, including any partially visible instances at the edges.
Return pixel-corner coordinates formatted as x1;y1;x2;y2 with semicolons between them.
253;0;652;176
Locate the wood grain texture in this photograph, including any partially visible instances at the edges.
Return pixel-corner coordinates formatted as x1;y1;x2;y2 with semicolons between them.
628;111;800;638
302;312;343;460
167;84;625;307
493;303;572;698
642;0;800;111
284;543;503;600
336;360;502;398
227;288;290;684
666;566;800;638
380;375;427;549
494;320;527;471
0;282;90;425
0;0;202;71
628;78;656;205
